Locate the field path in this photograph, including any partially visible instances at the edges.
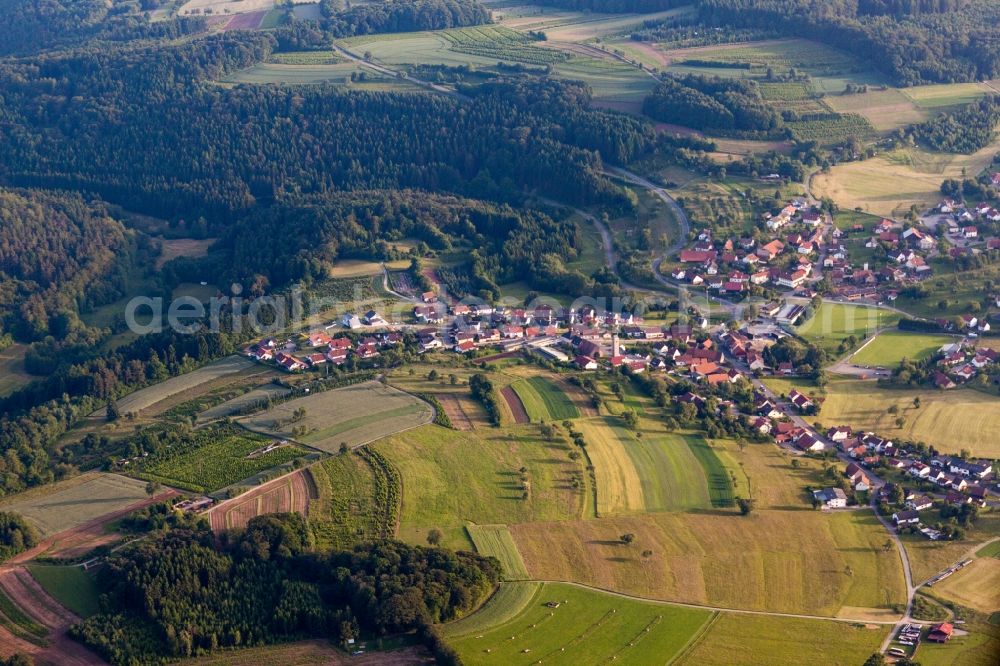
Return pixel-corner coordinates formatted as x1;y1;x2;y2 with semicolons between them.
0;566;106;665
500;386;529;424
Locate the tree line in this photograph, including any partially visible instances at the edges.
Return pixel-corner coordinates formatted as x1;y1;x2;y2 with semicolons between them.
319;0;491;37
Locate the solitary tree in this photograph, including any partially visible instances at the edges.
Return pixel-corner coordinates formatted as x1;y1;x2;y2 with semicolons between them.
426;528;443;547
620;533;635;545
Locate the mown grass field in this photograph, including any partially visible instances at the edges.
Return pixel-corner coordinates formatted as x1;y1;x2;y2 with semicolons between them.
26;564;101;617
0;343;33;397
812;141;1000;218
812;379;1000;458
902;81;992;109
445;582;713;666
139;427;307;493
441;581;541;640
823;87;928;131
375;424;588;550
931;558;1000;614
0;473;150;536
511;510;906;616
796;303;898;356
466;524;530;580
578;418;716;515
111;355;257;416
239;382;433;453
178;639;420;665
509;376;579;422
677;614;886;666
850;330;956;367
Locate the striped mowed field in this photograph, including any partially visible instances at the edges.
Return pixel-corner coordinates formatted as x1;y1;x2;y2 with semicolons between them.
509;376;579;422
577;417;725;515
466;524;530;580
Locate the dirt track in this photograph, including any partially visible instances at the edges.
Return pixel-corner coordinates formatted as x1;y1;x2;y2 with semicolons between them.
3;490;178;567
207;470;311;532
0;566;106;665
500;386;529;424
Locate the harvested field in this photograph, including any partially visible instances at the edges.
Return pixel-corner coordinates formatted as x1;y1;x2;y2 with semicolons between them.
178;640;429;665
207;469;311;532
510;510;906;617
823;88;927;131
441;581;541;640
677;613;885;666
437;392;475;430
0;473;158;538
239;382;433;453
930;557;1000;614
500;385;529;424
811;379;1000;458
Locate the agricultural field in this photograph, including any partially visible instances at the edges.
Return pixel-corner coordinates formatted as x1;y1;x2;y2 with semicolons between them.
902;81;993;109
812;140;1000;218
0;473;151;537
442;25;568;66
441;581;541;640
466;524;530;580
849;330;957;367
137;425;310;493
179;640;428;665
510;509;906;617
327;257;410;278
787;113;877;145
25;565;101;618
550;55;655;114
823;88;928;131
577;417;721;515
931;557;1000;614
305;449;399;548
512;7;688;42
208;469;312;533
195;383;292;424
509;376;579;422
239;381;433;453
387;365;491;429
376;424;588;550
901;514;1000;584
154;237;215;269
0;343;33;397
677;614;886;666
796;302;898;356
811;379;1000;458
662;39;879;84
444;582;713;666
109;355;257;417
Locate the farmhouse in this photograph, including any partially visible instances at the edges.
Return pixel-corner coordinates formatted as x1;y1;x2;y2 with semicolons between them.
813;488;847;508
788;389;814;412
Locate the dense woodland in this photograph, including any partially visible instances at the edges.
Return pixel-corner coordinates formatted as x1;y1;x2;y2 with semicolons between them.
642;75;783;135
319;0;491;37
72;515;498;664
0;33;650;223
905;96;1000;154
0;189;133;341
694;0;1000;85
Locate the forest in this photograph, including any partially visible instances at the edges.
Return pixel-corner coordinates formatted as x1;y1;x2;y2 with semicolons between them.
0;33;650;224
72;515;499;664
0;189;133;342
643;75;783;135
319;0;491;37
0;511;38;562
905;95;1000;154
694;0;1000;85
